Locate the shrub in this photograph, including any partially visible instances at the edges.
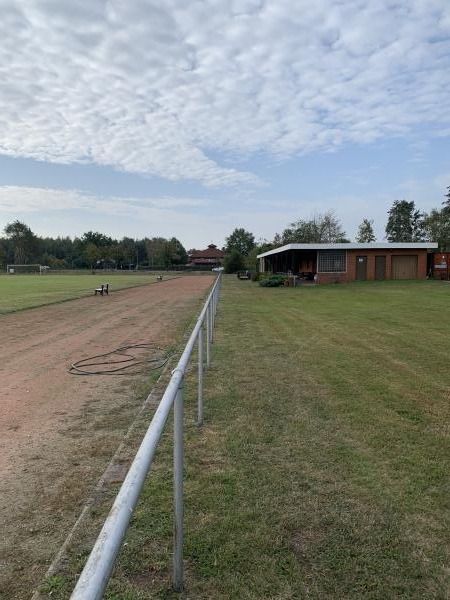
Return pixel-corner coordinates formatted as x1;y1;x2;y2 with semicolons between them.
259;275;286;287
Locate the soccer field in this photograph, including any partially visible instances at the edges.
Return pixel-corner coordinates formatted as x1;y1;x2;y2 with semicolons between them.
0;272;170;313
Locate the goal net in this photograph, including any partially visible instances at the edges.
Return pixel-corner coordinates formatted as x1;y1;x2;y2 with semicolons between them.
6;264;48;275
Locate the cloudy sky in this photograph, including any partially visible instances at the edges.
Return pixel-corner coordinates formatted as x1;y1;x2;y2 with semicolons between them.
0;0;449;248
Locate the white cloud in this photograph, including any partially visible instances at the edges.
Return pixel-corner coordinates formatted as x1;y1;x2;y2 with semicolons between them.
0;185;289;248
0;0;449;187
0;185;206;214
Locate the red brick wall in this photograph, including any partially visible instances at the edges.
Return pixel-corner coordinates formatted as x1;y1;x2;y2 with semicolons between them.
316;250;429;284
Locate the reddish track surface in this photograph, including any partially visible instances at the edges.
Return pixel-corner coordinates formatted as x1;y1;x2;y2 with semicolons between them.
0;276;213;599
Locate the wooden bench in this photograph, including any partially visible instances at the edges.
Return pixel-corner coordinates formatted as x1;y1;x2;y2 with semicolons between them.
94;283;109;296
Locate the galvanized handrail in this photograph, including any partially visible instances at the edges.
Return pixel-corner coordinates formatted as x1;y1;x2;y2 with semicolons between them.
70;274;222;599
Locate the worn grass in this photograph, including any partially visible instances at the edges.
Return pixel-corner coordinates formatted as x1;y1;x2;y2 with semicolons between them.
49;278;450;599
0;273;172;313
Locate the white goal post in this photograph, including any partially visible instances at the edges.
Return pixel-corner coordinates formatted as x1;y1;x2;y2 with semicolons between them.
6;264;49;274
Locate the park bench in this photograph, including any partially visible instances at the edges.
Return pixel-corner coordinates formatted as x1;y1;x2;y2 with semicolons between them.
94;283;109;296
237;270;251;280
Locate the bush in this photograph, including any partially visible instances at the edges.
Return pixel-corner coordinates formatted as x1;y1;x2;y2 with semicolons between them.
259;275;286;287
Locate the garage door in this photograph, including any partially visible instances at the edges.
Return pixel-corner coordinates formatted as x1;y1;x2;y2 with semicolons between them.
391;255;418;279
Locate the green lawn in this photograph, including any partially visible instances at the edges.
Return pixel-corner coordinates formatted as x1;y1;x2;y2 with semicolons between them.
0;273;170;313
46;278;450;599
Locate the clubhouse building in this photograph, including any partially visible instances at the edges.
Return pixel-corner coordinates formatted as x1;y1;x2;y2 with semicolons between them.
257;243;438;284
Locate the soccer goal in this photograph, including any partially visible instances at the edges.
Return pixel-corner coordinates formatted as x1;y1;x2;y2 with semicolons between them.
6;264;48;275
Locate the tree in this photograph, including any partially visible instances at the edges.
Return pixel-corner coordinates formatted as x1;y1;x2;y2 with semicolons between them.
168;237;188;265
146;237;170;267
423;208;450;250
356;218;376;243
225;228;255;256
0;240;6;268
385;200;425;242
80;231;113;248
119;237;137;268
442;186;450;213
224;250;245;273
275;210;348;244
85;243;101;268
245;239;273;271
4;220;39;264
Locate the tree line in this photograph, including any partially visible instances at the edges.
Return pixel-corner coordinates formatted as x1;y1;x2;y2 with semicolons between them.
1;186;449;272
0;222;188;270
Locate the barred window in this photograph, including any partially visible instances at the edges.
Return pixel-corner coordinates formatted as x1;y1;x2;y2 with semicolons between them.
317;250;347;273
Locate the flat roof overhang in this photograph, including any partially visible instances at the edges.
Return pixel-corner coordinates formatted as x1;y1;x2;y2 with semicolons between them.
257;242;438;259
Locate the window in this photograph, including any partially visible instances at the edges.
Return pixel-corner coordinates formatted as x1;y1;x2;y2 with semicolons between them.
317;250;347;273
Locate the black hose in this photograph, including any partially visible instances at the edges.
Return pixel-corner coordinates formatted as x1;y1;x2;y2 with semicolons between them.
68;343;172;376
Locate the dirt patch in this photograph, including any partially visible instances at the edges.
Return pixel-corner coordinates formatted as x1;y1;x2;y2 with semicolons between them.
0;276;213;599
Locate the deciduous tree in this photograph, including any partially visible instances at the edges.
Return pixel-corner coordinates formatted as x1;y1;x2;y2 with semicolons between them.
225;228;255;256
276;210;348;244
85;243;101;268
4;220;38;264
423;208;450;250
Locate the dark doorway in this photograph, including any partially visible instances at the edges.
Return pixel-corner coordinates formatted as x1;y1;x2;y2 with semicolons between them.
375;256;386;280
356;256;367;281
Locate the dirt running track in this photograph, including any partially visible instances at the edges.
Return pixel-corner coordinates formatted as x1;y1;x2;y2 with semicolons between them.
0;275;213;599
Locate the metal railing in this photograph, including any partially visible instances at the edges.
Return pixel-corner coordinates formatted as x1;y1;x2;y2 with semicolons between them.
70;274;221;599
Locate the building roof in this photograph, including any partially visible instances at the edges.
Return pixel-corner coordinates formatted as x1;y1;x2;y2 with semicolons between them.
189;244;227;259
257;242;438;259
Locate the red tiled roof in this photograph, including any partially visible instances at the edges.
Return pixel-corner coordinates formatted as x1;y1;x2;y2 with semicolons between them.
189;244;226;259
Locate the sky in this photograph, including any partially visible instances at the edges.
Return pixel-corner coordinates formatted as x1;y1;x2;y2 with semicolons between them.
0;0;449;249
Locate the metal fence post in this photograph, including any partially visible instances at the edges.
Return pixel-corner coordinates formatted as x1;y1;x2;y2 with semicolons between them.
206;303;211;367
198;327;203;427
173;377;184;592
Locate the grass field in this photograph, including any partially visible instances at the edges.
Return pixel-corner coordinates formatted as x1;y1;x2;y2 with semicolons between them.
43;278;450;599
0;272;171;313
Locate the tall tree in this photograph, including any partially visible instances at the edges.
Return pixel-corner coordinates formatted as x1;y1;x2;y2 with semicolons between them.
168;237;188;265
356;218;376;242
276;210;348;244
120;237;137;267
423;208;450;250
4;220;39;264
385;200;425;242
225;228;255;256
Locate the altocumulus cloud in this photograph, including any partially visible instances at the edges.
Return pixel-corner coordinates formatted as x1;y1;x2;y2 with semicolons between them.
0;0;449;186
